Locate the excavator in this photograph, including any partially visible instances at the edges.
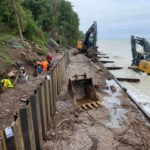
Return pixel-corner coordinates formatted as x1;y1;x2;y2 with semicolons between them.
69;22;100;110
76;21;98;58
131;35;150;74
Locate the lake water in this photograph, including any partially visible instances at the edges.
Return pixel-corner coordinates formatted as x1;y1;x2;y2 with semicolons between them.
97;39;150;105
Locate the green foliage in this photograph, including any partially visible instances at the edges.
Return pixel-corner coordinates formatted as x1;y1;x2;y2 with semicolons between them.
0;0;81;47
0;0;14;27
37;50;47;56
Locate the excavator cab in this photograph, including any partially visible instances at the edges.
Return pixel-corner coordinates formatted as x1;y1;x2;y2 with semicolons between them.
139;60;150;74
76;41;84;50
76;21;98;58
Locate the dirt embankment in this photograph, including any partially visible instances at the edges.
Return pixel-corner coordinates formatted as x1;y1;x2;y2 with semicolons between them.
43;49;150;150
0;40;63;129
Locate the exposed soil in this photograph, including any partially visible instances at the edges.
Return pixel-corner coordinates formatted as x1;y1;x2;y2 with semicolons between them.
42;49;150;150
0;43;63;129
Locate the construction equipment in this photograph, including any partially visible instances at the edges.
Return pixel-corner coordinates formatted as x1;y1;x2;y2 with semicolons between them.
68;73;100;110
76;21;98;58
131;35;150;74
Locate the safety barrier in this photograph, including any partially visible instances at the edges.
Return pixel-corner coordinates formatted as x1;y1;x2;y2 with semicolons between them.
0;51;69;150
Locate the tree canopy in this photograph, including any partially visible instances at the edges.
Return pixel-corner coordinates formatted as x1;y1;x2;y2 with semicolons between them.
0;0;82;46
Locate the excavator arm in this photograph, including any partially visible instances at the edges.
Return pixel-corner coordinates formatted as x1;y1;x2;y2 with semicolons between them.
131;35;150;65
76;21;98;58
83;21;97;49
131;35;150;74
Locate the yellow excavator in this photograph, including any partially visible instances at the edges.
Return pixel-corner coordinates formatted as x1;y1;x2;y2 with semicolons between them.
131;35;150;74
76;21;98;58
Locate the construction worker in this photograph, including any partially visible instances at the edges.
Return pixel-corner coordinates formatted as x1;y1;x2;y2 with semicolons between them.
46;55;53;68
1;79;13;88
37;65;43;74
36;61;48;71
41;61;48;71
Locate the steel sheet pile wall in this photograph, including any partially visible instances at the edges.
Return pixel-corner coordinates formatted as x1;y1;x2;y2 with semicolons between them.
0;52;69;150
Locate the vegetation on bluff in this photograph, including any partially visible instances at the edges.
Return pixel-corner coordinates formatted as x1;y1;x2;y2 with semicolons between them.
0;0;83;47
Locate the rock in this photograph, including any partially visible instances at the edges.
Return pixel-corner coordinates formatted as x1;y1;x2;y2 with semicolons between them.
110;85;116;93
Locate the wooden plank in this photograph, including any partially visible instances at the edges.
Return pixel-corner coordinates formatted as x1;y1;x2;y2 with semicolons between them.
116;77;140;83
55;66;59;96
57;65;61;93
40;82;48;138
92;103;99;108
34;91;43;144
98;53;107;55
4;126;16;150
56;65;59;95
45;80;51;124
87;103;93;109
30;94;43;150
98;56;109;59
48;77;54;116
19;104;36;150
128;66;140;72
100;60;114;63
52;69;57;114
43;81;49;125
0;141;3;150
106;67;123;70
81;104;88;110
26;103;36;150
19;108;32;150
12;118;25;150
0;130;7;150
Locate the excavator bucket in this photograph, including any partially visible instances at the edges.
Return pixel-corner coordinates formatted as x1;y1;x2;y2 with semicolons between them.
68;74;100;110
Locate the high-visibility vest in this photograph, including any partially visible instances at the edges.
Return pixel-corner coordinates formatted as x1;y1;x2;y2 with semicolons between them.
41;61;48;71
1;79;13;88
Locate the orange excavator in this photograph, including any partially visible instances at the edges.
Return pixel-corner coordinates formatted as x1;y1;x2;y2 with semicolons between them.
76;21;98;58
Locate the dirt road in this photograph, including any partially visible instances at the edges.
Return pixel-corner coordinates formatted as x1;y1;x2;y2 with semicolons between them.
43;50;150;150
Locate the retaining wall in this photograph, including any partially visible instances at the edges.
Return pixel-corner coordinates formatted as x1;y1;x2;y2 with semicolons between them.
0;51;69;150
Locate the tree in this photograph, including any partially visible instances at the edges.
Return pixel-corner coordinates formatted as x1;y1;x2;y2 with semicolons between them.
0;0;81;47
12;0;24;43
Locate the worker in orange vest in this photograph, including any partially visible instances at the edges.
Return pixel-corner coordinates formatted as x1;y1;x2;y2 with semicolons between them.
41;61;48;71
36;61;48;71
